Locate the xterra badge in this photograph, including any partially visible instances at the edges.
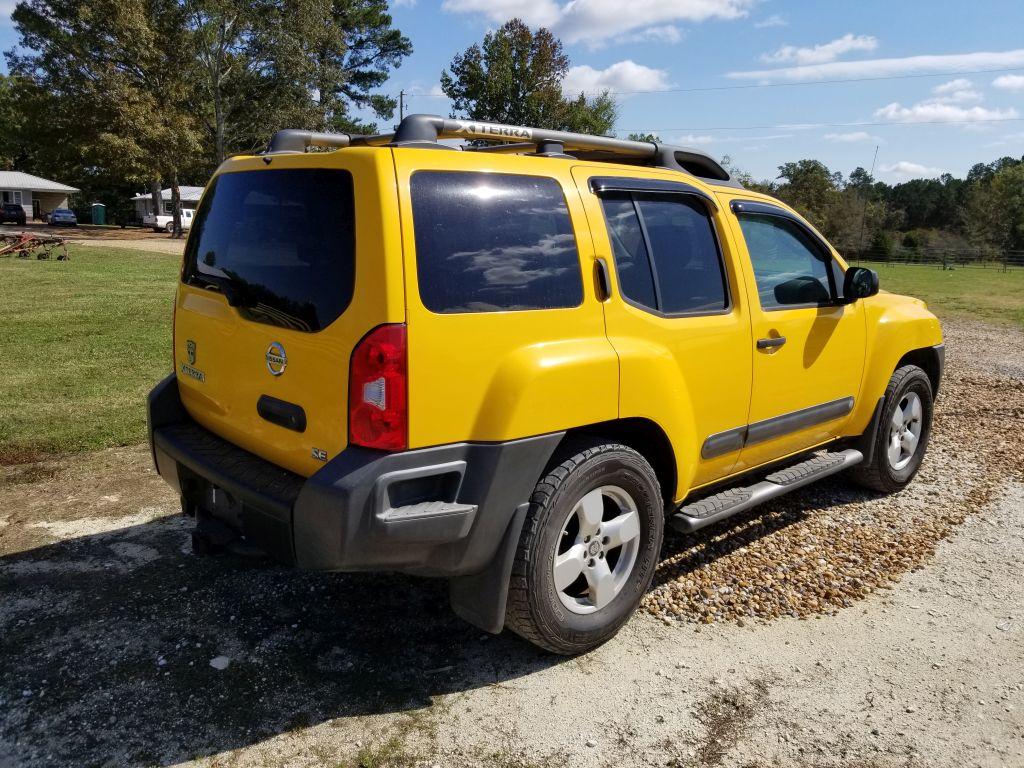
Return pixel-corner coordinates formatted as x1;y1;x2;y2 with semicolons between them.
180;340;205;382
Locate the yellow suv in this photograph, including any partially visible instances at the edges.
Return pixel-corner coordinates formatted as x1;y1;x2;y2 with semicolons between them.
148;115;943;654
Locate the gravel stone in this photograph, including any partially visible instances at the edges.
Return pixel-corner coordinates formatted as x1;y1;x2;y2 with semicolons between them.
641;320;1024;626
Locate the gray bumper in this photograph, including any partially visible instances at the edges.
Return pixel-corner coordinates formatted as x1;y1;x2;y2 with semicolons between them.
147;374;563;630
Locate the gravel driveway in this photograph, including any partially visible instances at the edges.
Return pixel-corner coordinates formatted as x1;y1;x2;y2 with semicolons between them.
1;318;1022;768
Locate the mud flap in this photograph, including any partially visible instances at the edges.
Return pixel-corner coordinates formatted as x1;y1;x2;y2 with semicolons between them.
448;502;530;634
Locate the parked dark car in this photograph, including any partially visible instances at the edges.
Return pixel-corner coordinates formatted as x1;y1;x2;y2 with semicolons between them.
0;203;27;226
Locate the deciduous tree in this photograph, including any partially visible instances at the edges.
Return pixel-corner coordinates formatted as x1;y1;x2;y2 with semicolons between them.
441;19;616;135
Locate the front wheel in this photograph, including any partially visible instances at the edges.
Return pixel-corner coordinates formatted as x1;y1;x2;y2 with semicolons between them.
850;364;934;493
505;439;663;655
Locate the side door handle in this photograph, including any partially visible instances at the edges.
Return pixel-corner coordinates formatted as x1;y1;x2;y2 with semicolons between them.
756;336;787;350
594;258;611;301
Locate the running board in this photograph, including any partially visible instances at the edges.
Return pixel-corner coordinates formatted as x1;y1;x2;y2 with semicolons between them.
669;449;863;534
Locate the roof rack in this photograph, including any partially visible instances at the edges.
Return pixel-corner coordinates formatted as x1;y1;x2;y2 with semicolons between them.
265;114;740;187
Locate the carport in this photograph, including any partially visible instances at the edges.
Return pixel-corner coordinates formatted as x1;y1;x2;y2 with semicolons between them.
0;171;80;221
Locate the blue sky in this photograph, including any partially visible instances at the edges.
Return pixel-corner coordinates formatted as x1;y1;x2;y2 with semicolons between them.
3;0;1023;182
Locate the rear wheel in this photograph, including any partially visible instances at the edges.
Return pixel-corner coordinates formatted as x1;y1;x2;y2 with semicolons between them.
850;364;933;493
505;439;663;655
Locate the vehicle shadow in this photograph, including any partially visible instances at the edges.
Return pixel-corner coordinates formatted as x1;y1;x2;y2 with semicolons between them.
0;514;558;766
0;477;877;766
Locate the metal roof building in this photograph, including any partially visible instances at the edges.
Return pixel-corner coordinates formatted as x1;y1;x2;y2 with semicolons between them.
0;171;80;219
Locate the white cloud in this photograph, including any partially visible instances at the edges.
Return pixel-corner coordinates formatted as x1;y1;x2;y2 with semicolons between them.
673;134;718;145
562;60;671;96
441;0;562;27
824;131;877;143
392;0;417;6
1;0;15;26
993;74;1024;92
928;79;982;103
874;101;1016;124
879;161;945;179
668;132;793;145
761;34;878;66
611;26;684;46
932;78;972;94
754;14;786;28
728;48;1024;81
442;0;755;46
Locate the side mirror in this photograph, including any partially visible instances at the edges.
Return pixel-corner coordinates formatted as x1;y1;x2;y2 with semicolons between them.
774;275;831;305
843;266;879;301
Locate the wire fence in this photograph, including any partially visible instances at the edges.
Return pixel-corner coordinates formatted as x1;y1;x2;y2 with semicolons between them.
840;244;1024;271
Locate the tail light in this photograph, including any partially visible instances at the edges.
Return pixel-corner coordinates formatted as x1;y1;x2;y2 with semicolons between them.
348;324;408;451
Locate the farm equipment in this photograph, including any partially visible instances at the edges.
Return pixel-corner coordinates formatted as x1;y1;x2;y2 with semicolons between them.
0;232;69;260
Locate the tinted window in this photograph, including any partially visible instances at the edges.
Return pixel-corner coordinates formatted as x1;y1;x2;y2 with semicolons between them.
184;169;355;332
736;214;835;309
411;171;582;313
599;193;727;314
601;195;657;309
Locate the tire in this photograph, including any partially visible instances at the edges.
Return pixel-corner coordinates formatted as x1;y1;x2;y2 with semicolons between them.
505;438;664;655
849;364;934;494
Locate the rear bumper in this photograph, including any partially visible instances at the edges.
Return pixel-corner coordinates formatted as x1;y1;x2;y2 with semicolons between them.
147;374;562;578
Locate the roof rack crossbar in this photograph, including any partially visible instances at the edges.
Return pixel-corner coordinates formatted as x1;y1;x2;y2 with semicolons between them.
264;114;735;184
266;129;356;153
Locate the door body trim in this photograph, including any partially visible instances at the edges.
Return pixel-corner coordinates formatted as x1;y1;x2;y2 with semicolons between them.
702;396;855;459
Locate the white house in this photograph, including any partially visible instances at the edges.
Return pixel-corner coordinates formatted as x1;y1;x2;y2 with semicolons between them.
131;186;205;219
0;171;80;220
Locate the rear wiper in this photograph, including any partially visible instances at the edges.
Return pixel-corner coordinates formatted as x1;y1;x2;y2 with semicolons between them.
188;272;252;308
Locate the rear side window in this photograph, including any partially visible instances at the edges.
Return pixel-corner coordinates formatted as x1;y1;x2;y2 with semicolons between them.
600;193;728;314
184;169;355;332
410;171;583;313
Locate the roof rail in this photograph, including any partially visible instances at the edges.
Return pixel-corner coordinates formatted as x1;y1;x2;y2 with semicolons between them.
264;114;739;186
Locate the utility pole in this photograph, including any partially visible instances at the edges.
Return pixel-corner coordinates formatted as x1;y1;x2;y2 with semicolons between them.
399;90;405;121
857;144;880;261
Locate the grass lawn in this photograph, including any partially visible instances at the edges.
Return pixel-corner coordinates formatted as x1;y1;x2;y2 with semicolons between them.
869;262;1024;329
1;247;1022;463
0;245;179;462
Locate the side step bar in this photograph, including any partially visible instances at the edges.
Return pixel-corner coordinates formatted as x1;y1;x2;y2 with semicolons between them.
669;449;863;534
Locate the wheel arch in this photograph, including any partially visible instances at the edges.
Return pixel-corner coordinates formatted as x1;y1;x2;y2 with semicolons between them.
558;417;677;510
896;345;943;394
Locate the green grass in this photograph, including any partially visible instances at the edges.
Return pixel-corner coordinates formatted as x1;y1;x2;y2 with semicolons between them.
869;262;1024;329
1;247;1021;463
0;246;179;462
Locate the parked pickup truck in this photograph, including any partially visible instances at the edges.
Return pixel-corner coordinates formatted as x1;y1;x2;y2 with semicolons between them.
144;208;194;232
148;115;943;655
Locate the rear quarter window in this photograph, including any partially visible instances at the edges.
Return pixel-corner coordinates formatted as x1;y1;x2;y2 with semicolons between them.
410;171;583;313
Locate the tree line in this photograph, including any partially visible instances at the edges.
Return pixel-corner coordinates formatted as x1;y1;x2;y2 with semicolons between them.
0;0;414;233
0;10;1019;258
0;12;615;234
728;156;1024;263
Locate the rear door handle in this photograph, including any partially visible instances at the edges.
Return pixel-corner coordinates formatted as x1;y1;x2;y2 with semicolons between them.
594;258;611;301
756;336;787;349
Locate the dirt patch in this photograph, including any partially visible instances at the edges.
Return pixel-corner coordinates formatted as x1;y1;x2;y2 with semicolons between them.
68;238;185;255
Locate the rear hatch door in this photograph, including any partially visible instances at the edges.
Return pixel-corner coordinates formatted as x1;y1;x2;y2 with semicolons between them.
174;149;403;476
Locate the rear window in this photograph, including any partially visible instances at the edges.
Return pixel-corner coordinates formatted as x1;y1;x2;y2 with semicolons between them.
184;169;355;332
410;171;583;313
600;193;728;315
